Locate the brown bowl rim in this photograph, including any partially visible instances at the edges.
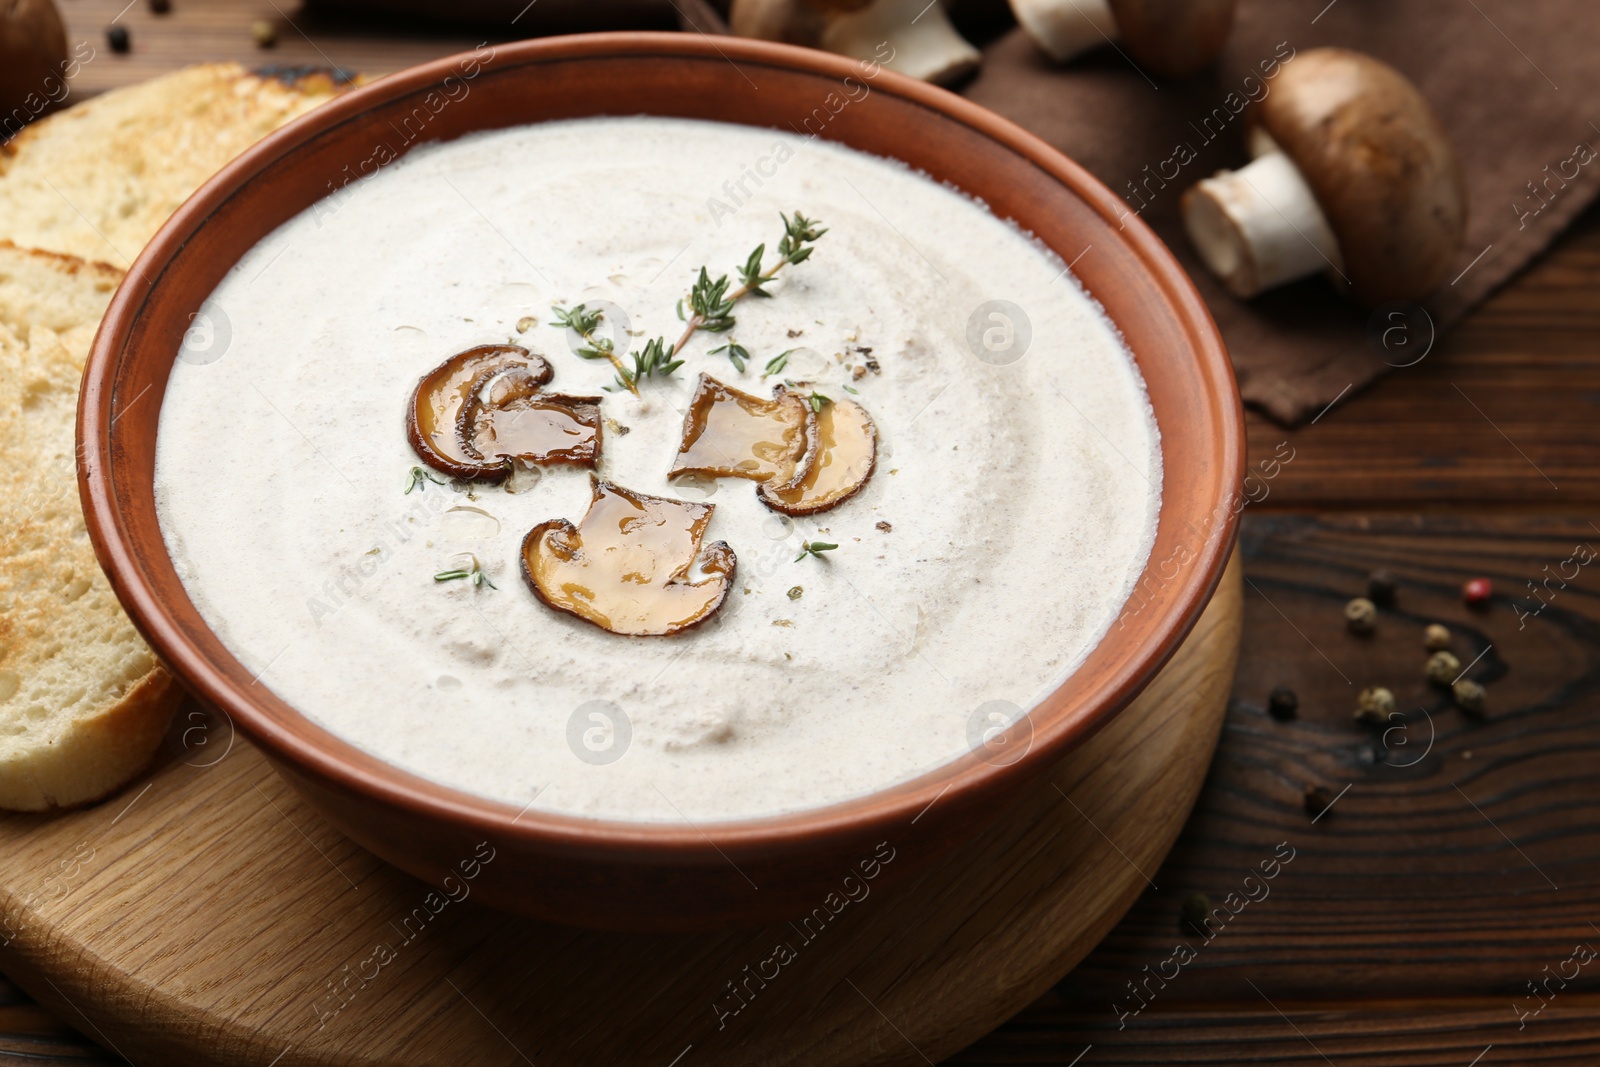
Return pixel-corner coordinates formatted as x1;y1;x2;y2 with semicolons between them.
79;32;1244;857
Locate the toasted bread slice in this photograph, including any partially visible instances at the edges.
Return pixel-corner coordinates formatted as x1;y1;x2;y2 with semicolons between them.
0;244;181;811
0;63;353;268
0;239;123;344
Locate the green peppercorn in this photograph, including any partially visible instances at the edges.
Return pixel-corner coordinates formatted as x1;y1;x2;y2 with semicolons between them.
1267;686;1298;721
1426;650;1462;687
1367;569;1398;606
1181;892;1213;938
251;19;278;48
1355;686;1396;726
787;586;803;600
1345;596;1377;635
1423;623;1451;652
1452;679;1487;718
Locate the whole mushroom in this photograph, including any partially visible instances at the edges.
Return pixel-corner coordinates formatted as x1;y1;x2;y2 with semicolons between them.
1181;48;1466;305
730;0;981;86
0;0;69;126
1010;0;1236;79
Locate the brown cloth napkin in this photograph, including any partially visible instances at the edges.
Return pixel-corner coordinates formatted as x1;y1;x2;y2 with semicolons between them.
311;0;1600;423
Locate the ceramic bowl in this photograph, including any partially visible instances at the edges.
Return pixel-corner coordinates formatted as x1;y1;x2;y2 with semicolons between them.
79;33;1243;930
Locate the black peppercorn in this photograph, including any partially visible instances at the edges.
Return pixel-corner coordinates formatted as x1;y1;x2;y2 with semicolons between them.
1367;569;1398;606
1268;686;1298;721
149;0;171;13
1304;784;1335;819
107;25;130;53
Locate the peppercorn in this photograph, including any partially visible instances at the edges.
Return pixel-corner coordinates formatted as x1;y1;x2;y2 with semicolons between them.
1267;686;1298;721
1344;596;1377;635
1304;784;1335;819
148;0;171;13
1452;679;1487;718
251;19;277;48
1181;892;1213;938
1463;577;1493;609
1354;686;1396;726
787;586;803;600
106;25;130;53
1423;623;1451;652
1367;569;1398;606
1426;650;1462;687
515;315;535;333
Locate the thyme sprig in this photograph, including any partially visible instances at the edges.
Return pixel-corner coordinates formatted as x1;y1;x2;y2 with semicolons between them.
554;303;685;393
669;212;826;361
405;466;446;494
434;554;496;589
551;303;639;396
794;540;839;563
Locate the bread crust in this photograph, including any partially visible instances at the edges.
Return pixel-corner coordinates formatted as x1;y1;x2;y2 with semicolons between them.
0;669;181;812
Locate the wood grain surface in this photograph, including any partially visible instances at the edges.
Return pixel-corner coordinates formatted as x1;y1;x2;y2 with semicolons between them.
56;0;489;95
0;564;1238;1067
8;2;1600;1063
1243;206;1600;510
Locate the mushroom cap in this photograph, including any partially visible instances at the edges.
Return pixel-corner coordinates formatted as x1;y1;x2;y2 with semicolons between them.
1251;47;1466;305
0;0;69;120
1106;0;1236;80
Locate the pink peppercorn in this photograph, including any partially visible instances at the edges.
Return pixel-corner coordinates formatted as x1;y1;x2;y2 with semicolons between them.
1463;577;1492;609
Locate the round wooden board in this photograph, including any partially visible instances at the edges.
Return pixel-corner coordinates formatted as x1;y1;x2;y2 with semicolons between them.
0;555;1239;1067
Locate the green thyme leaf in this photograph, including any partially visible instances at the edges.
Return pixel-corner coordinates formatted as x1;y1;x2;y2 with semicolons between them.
624;336;682;388
435;554;496;589
551;303;604;337
763;349;794;378
794;540;839;563
406;466;446;494
709;341;751;374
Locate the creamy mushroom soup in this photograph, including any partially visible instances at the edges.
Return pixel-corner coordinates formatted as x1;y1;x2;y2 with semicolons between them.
154;117;1162;822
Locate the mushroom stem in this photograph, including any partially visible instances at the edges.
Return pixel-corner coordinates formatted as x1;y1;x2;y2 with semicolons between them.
1181;137;1343;298
820;0;981;85
1010;0;1117;64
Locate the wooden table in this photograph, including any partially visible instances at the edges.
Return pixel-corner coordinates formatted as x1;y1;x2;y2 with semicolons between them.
6;2;1599;1063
